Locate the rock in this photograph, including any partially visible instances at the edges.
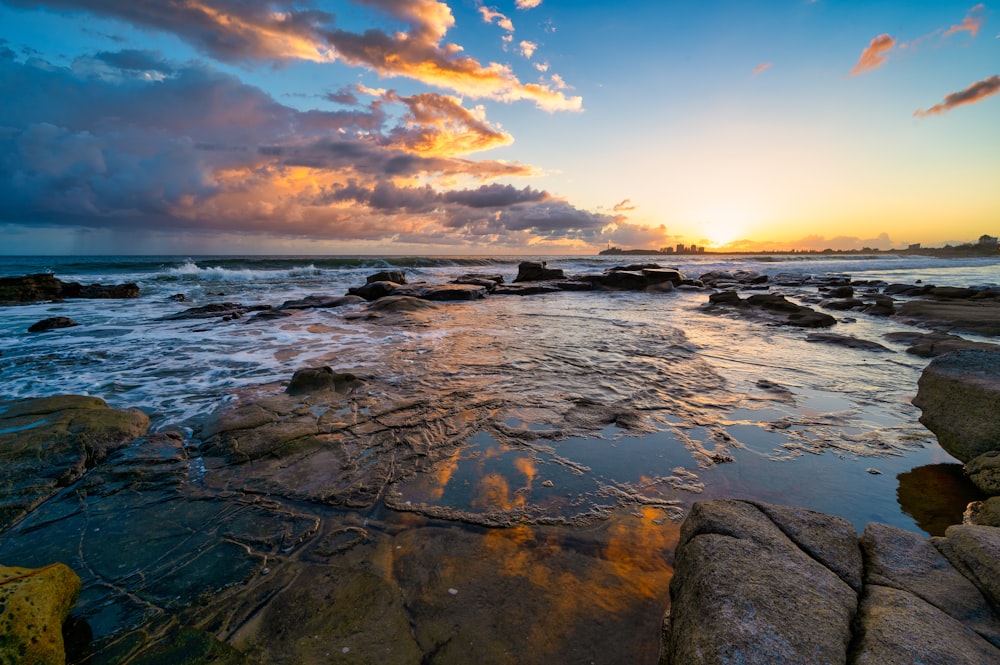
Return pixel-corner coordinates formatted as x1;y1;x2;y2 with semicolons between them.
347;280;401;301
912;349;1000;462
389;283;488;301
246;309;293;323
822;298;866;311
27;316;80;333
366;270;407;285
365;295;441;314
827;285;854;298
967;451;1000;496
493;283;564;296
850;584;1000;664
894;299;1000;336
0;395;150;530
708;290;742;306
860;522;1000;647
805;333;892;352
0;563;81;665
662;499;858;665
451;274;504;292
286;367;363;396
597;270;648;290
167;293;187;302
862;294;895;316
0;273;139;304
969;497;1000;527
74;282;140;299
279;294;365;310
706;292;837;328
513;261;565;282
883;331;997;358
930;286;978;299
940;525;1000;611
884;283;930;296
164;303;273;321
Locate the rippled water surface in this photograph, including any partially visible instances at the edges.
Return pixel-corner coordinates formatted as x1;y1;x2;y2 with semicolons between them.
2;253;997;663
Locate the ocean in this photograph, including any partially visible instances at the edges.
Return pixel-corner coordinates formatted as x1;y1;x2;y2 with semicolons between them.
2;253;997;533
3;252;999;663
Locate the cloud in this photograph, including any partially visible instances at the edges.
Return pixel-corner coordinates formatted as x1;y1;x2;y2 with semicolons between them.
519;40;538;59
914;75;1000;117
10;0;582;112
478;6;514;33
850;34;896;76
945;3;986;38
0;49;616;249
752;62;773;77
612;199;636;212
516;0;542;8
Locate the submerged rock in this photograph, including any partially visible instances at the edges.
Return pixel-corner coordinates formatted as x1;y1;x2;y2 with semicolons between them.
894;299;1000;336
883;331;998;358
0;563;81;665
806;332;892;352
704;291;837;328
164;302;272;321
912;349;1000;462
279;294;364;310
28;316;80;333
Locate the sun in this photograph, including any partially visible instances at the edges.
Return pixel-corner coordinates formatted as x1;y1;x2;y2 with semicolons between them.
696;207;753;248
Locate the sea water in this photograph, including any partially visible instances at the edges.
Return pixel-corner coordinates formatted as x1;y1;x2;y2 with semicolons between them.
1;252;998;536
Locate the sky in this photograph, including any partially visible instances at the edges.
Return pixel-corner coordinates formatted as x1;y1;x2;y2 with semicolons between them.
0;0;997;255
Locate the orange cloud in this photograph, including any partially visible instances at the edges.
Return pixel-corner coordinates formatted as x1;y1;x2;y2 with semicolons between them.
753;62;773;77
479;6;515;33
914;75;1000;117
613;199;637;212
380;90;514;156
850;34;896;76
516;0;543;8
945;4;986;37
26;0;582;112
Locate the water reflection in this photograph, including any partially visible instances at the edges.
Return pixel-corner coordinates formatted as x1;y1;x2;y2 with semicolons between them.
897;464;986;536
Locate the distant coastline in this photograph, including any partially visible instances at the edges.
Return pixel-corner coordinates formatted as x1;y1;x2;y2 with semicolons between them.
599;244;1000;258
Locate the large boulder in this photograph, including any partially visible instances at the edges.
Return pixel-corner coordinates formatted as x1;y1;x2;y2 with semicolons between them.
0;563;81;665
662;499;859;664
513;261;565;282
366;270;406;285
883;331;997;358
347;281;401;301
912;349;1000;462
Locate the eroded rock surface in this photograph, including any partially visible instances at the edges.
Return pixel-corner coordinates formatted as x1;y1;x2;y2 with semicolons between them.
661;500;1000;665
0;395;150;530
912;349;1000;462
0;563;81;665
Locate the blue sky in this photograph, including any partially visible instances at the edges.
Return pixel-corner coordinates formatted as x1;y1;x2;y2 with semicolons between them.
0;0;997;254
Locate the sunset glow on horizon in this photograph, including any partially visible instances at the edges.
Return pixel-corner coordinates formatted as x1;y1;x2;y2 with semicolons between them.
0;0;997;255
